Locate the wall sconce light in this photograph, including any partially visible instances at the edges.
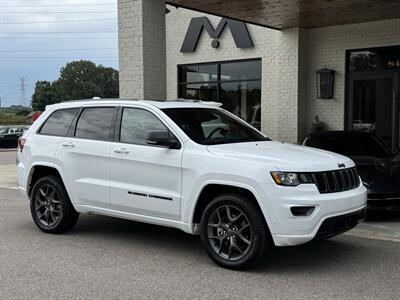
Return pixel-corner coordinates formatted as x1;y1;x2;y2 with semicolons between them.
316;67;335;99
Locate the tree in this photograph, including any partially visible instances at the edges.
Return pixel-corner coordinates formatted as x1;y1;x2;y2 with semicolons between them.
31;60;119;111
31;81;59;111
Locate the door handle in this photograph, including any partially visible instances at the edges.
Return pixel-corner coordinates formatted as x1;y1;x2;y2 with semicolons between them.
61;142;75;148
113;147;130;154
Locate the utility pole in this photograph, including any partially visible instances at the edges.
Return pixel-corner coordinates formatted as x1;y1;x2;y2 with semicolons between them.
19;76;27;107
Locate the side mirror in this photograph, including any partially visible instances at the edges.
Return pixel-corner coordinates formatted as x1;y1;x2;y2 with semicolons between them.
146;130;180;149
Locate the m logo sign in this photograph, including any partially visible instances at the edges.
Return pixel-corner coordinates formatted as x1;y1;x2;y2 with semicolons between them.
180;17;254;53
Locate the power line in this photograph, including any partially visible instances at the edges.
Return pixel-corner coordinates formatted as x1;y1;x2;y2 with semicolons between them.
1;11;117;14
2;31;117;34
0;37;117;40
0;18;117;25
0;58;118;64
0;48;117;52
0;56;117;58
0;4;117;8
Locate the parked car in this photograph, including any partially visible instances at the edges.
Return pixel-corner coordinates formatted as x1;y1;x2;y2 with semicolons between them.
302;131;400;211
352;119;375;132
17;100;366;269
0;126;29;148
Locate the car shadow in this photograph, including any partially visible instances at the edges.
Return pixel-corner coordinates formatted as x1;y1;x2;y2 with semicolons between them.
72;214;204;255
68;214;373;273
365;210;400;222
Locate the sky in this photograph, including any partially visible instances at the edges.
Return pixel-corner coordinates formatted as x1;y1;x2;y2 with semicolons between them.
0;0;118;107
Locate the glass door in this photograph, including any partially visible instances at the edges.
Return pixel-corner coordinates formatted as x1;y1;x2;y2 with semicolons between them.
348;72;399;151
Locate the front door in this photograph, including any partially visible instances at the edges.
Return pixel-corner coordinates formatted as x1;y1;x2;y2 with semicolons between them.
348;71;400;151
109;107;182;220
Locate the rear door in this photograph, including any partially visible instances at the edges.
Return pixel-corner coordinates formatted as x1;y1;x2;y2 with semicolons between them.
56;105;117;208
33;108;80;163
109;106;183;220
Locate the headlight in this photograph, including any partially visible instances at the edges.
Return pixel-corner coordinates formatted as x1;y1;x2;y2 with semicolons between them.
270;172;313;186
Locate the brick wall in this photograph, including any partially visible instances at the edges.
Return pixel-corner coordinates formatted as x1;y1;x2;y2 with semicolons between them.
304;19;400;133
166;7;302;143
118;1;400;143
118;0;166;100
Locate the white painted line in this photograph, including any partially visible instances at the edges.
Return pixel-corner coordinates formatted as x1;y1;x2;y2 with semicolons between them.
0;185;19;190
345;230;400;243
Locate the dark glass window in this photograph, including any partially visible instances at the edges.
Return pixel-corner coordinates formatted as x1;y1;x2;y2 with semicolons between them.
40;108;78;136
120;108;167;145
179;83;218;102
349;47;400;72
75;107;115;141
178;59;262;130
179;64;218;83
220;60;261;81
163;108;267;145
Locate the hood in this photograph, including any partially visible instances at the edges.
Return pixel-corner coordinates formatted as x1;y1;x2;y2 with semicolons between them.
206;141;354;172
352;155;400;194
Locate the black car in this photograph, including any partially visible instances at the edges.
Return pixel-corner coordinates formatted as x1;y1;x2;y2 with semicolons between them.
302;131;400;211
0;126;28;148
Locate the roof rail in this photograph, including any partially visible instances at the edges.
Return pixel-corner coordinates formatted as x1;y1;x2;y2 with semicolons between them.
174;98;223;106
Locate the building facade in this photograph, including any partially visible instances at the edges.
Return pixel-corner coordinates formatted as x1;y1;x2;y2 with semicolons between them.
119;0;400;148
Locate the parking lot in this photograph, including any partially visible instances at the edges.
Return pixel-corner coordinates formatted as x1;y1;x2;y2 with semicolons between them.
1;150;400;299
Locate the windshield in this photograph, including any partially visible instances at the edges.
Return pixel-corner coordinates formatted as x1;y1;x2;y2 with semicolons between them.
305;134;393;158
162;108;268;145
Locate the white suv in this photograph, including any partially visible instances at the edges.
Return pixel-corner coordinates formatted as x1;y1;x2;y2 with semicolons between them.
17;99;367;269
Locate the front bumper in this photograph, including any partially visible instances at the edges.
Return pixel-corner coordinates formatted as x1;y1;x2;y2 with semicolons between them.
260;182;367;246
313;208;365;240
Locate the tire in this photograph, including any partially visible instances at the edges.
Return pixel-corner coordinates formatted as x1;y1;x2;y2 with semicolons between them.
30;175;79;234
200;193;271;270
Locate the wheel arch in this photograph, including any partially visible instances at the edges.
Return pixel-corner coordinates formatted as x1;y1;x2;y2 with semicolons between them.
190;181;274;235
27;163;68;198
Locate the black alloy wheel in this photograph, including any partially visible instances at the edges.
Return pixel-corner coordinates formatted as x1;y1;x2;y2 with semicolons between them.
30;175;79;234
200;193;271;270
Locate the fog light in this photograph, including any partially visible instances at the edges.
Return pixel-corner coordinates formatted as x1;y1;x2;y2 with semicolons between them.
290;206;315;217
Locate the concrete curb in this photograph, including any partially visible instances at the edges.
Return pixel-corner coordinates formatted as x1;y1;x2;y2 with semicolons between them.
0;148;17;152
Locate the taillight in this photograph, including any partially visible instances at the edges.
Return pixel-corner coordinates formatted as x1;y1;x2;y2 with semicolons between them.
18;137;26;152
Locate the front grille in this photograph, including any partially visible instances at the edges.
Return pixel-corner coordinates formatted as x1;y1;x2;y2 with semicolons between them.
310;167;360;194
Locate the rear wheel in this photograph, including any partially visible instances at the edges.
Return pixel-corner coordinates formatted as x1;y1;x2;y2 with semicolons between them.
30;175;79;234
200;193;271;270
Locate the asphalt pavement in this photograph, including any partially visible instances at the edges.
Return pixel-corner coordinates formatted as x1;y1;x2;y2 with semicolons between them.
1;150;400;299
1;187;400;299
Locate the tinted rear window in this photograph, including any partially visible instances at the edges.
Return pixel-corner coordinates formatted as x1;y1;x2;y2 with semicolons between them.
305;134;392;158
75;107;116;141
40;109;78;136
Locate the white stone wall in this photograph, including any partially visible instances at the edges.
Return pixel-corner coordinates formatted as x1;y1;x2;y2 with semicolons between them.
118;0;166;100
118;1;400;142
304;19;400;133
166;7;302;143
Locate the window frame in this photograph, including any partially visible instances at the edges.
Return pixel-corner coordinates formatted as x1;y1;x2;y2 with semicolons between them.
177;58;262;124
69;106;119;142
37;108;80;137
114;106;182;149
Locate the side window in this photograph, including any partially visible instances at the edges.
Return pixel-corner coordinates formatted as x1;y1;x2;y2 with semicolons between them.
75;107;116;141
120;108;167;145
40;108;79;136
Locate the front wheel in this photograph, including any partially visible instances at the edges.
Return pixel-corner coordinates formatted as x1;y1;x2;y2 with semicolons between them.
200;193;271;270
